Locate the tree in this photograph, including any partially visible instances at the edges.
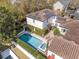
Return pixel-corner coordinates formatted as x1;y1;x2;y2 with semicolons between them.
0;6;23;44
53;28;60;35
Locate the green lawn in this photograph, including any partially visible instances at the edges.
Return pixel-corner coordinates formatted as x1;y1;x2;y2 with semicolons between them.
17;39;46;59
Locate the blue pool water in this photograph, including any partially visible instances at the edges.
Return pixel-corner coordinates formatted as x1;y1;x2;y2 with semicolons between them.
19;33;43;49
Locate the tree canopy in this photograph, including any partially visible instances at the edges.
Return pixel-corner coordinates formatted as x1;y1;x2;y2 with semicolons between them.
0;6;24;43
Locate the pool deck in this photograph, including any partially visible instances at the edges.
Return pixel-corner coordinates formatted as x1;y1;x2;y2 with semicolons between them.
31;33;47;43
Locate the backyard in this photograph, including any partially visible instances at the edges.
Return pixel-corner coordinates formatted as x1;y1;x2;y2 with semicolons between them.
17;39;47;59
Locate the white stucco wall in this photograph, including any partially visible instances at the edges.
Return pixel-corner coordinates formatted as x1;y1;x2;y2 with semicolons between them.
48;16;57;26
43;20;48;29
26;17;48;29
57;25;67;35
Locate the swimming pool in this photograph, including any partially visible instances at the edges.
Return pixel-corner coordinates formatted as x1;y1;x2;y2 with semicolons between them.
19;33;46;50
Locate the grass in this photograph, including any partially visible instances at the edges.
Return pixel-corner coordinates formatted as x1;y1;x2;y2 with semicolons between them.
17;39;46;59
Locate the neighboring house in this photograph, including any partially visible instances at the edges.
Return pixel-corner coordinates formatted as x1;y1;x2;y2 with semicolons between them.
49;20;79;59
53;0;70;12
49;16;68;35
10;0;16;4
1;49;18;59
74;9;79;20
10;0;21;5
49;36;79;59
26;9;57;29
45;19;79;59
48;18;79;58
61;20;79;44
67;10;75;18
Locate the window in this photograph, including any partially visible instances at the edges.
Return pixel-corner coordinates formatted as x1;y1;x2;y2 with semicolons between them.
63;29;66;32
33;20;35;23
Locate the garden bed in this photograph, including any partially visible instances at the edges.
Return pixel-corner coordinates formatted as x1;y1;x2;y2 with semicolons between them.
27;25;49;36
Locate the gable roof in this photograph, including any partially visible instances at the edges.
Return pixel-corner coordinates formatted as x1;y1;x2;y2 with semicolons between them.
61;20;79;44
55;0;70;7
26;9;55;22
49;36;79;59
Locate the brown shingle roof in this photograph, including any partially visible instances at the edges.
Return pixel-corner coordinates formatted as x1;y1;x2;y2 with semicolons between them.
49;36;79;59
61;20;79;44
27;9;55;22
56;16;73;25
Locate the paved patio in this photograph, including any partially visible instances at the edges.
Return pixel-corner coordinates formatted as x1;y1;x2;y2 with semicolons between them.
11;46;29;59
44;30;54;45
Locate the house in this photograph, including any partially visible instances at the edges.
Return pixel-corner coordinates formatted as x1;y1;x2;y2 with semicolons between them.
74;10;79;20
26;9;71;35
51;17;79;44
44;20;79;59
49;36;79;59
61;20;79;44
10;0;16;4
45;19;79;59
1;49;18;59
67;10;75;18
49;16;69;35
26;9;57;29
53;0;70;12
74;8;79;20
10;0;21;5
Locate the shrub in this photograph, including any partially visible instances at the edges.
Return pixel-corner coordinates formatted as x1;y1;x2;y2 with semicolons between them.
53;28;60;35
27;25;48;36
